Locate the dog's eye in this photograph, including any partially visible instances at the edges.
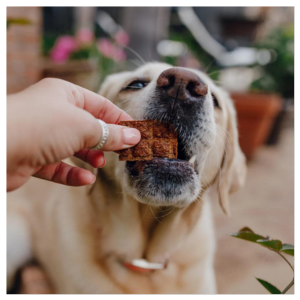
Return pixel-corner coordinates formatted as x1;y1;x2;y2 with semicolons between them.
212;94;220;109
123;80;148;91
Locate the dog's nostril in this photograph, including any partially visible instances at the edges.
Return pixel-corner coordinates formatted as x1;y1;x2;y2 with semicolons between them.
157;75;175;89
189;81;208;97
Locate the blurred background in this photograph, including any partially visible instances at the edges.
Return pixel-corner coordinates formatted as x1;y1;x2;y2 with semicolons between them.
7;7;294;294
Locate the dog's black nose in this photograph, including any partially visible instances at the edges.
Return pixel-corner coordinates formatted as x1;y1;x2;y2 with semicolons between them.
157;68;207;103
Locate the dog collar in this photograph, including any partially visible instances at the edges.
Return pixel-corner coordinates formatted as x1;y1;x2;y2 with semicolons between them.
123;259;167;273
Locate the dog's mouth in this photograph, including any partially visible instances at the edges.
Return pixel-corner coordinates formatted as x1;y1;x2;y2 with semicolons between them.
126;139;197;175
125;125;200;207
177;137;198;166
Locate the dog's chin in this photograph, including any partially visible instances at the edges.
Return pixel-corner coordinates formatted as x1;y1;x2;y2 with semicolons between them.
125;158;201;207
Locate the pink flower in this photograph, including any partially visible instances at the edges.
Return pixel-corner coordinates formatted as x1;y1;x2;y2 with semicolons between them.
97;38;114;58
76;28;94;45
97;38;127;62
112;47;126;62
55;36;77;52
50;49;70;63
50;36;78;63
114;30;129;46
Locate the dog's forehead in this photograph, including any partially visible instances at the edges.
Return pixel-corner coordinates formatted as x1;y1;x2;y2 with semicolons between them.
132;63;209;82
133;62;173;79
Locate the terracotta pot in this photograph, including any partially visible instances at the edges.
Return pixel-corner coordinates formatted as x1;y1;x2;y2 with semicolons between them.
231;92;283;160
42;58;100;92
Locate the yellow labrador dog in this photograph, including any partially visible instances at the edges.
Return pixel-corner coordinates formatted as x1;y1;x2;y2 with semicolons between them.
7;62;246;294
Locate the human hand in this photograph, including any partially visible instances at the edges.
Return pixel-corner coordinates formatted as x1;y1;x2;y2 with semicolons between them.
7;78;141;191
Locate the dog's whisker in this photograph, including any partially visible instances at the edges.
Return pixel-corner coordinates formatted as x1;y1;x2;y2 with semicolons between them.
207;69;221;78
193;191;204;208
204;59;215;74
213;129;227;156
149;206;162;224
157;206;176;219
123;46;147;65
129;59;144;68
212;79;223;85
216;123;230;137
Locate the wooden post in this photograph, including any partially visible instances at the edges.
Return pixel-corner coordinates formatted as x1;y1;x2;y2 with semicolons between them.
121;7;170;62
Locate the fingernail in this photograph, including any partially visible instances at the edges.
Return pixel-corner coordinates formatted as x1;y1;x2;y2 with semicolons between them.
122;128;141;145
85;173;96;184
97;156;106;168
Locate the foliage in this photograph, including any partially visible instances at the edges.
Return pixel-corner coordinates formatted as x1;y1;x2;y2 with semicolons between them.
231;227;294;294
255;278;281;294
251;25;294;98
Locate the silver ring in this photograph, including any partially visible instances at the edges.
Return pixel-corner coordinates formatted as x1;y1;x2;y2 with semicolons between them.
90;119;109;150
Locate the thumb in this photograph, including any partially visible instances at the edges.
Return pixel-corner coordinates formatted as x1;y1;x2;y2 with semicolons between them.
90;122;141;151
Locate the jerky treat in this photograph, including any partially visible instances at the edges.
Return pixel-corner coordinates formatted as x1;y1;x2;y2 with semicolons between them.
118;120;177;161
153;140;170;157
153;121;177;139
132;140;152;159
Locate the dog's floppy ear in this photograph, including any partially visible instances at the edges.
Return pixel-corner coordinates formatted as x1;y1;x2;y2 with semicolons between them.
217;97;247;215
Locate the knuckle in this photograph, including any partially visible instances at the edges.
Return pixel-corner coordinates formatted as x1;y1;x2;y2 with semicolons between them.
40;77;56;86
71;86;84;105
107;126;122;149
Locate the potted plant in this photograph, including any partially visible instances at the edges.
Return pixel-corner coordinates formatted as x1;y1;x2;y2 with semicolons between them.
42;28;130;92
250;25;294;145
231;92;282;160
231;25;294;159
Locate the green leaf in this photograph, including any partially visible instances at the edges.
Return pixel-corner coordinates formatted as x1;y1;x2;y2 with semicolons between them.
256;278;281;294
256;239;283;252
230;227;265;243
281;244;294;256
231;227;294;255
238;227;254;233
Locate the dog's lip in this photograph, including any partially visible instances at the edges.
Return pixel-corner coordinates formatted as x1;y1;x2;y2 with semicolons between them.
150;157;196;167
127;157;195;166
126;157;197;176
150;157;194;165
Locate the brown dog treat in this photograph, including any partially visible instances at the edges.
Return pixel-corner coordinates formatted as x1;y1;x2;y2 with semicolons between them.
132;140;152;158
118;120;177;161
153;121;177;138
118;148;132;161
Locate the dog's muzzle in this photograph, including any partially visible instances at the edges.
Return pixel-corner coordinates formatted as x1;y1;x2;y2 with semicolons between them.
125;67;214;207
156;67;208;108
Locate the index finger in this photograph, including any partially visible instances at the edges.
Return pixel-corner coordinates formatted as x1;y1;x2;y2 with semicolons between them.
73;84;133;124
